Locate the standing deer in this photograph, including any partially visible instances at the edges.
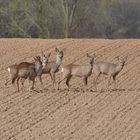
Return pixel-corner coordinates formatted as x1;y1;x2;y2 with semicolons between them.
57;53;95;91
41;48;63;88
7;54;51;92
93;56;128;91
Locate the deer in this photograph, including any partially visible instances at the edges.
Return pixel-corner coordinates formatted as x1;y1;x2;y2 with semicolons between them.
57;53;95;91
40;48;64;89
93;56;128;91
7;54;51;92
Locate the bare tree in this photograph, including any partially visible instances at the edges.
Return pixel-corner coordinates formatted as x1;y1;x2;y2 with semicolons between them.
61;0;78;38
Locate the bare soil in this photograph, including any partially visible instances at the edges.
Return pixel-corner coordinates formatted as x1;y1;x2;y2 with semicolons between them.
0;39;140;140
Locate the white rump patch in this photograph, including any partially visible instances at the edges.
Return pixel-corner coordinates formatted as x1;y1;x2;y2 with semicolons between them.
61;67;64;72
42;63;46;69
8;67;10;72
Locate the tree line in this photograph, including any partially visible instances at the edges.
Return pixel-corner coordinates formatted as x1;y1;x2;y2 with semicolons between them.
0;0;140;38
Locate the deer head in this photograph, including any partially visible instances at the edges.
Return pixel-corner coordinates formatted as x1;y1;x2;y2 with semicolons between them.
117;56;128;66
42;52;51;69
55;48;63;59
87;53;95;66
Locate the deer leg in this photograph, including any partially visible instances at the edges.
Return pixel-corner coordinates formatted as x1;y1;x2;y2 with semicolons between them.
50;73;54;85
50;72;56;89
38;75;43;85
83;77;88;92
107;76;112;91
57;74;69;90
53;74;56;89
94;73;100;91
16;77;20;92
49;72;53;80
66;75;72;90
37;75;43;90
5;79;10;86
84;77;88;85
12;76;17;85
21;78;26;91
113;75;117;90
12;76;17;92
28;76;35;91
31;79;35;90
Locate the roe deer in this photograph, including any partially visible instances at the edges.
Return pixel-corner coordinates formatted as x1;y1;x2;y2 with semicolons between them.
93;56;128;91
7;54;50;92
41;48;63;88
58;53;95;91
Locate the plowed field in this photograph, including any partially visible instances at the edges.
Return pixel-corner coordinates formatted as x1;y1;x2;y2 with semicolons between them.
0;39;140;140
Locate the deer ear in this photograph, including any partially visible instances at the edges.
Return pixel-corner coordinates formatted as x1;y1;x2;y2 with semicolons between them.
47;52;51;58
116;56;119;61
86;53;91;58
124;56;128;60
124;56;128;64
56;48;62;52
92;53;95;58
41;52;45;56
38;56;41;60
87;53;95;58
34;57;37;61
36;56;41;61
55;48;58;52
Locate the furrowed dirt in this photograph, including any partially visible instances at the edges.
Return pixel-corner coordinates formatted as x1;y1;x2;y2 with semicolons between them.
0;39;140;140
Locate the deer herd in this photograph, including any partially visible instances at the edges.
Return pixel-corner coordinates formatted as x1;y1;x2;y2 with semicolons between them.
6;47;127;92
